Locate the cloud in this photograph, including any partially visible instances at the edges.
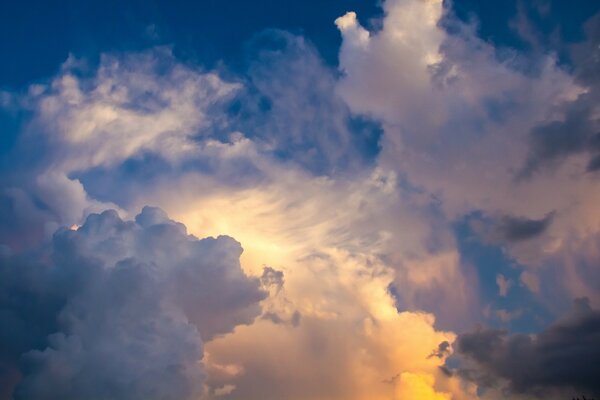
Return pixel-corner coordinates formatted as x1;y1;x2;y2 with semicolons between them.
0;1;598;398
428;341;451;359
260;266;284;293
336;0;579;218
519;100;600;178
588;153;600;171
454;298;600;397
496;274;511;297
0;36;382;254
494;213;555;243
0;47;240;251
29;49;238;171
335;0;600;312
158;169;476;398
0;207;264;399
228;29;382;175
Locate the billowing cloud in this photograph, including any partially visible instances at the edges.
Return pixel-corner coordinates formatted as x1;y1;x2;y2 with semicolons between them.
1;0;599;398
0;207;264;399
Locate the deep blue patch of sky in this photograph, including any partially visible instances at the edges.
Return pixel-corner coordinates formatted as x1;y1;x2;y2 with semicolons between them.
3;0;599;91
0;0;382;89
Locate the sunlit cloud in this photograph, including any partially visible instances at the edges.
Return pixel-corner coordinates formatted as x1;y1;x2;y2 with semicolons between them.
0;0;599;399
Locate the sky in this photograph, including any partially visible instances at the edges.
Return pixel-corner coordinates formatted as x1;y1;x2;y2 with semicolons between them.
1;0;599;399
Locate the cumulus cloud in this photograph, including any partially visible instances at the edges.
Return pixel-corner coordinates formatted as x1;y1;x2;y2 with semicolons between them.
454;298;600;397
0;207;264;399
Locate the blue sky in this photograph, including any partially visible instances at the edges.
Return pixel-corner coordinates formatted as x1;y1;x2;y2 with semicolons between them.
2;0;596;87
1;1;600;399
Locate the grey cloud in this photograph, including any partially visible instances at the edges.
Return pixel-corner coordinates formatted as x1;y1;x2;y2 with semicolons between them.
588;153;600;172
428;340;451;359
261;310;301;327
0;207;265;400
260;266;284;292
261;311;285;324
0;187;61;252
520;105;599;178
495;213;554;242
454;298;600;397
470;212;555;245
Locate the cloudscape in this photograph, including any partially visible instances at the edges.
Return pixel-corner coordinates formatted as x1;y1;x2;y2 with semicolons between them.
1;0;599;399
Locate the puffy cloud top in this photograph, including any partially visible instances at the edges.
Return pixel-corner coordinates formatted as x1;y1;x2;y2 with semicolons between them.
0;207;265;399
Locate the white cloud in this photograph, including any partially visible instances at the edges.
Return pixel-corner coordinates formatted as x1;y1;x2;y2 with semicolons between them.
35;48;238;171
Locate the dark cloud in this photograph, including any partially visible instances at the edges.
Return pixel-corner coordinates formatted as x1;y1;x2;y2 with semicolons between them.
519;103;599;178
468;212;555;246
261;310;301;327
520;13;600;178
0;207;265;400
454;298;600;397
588;154;600;172
260;266;284;293
428;341;451;359
494;213;554;242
